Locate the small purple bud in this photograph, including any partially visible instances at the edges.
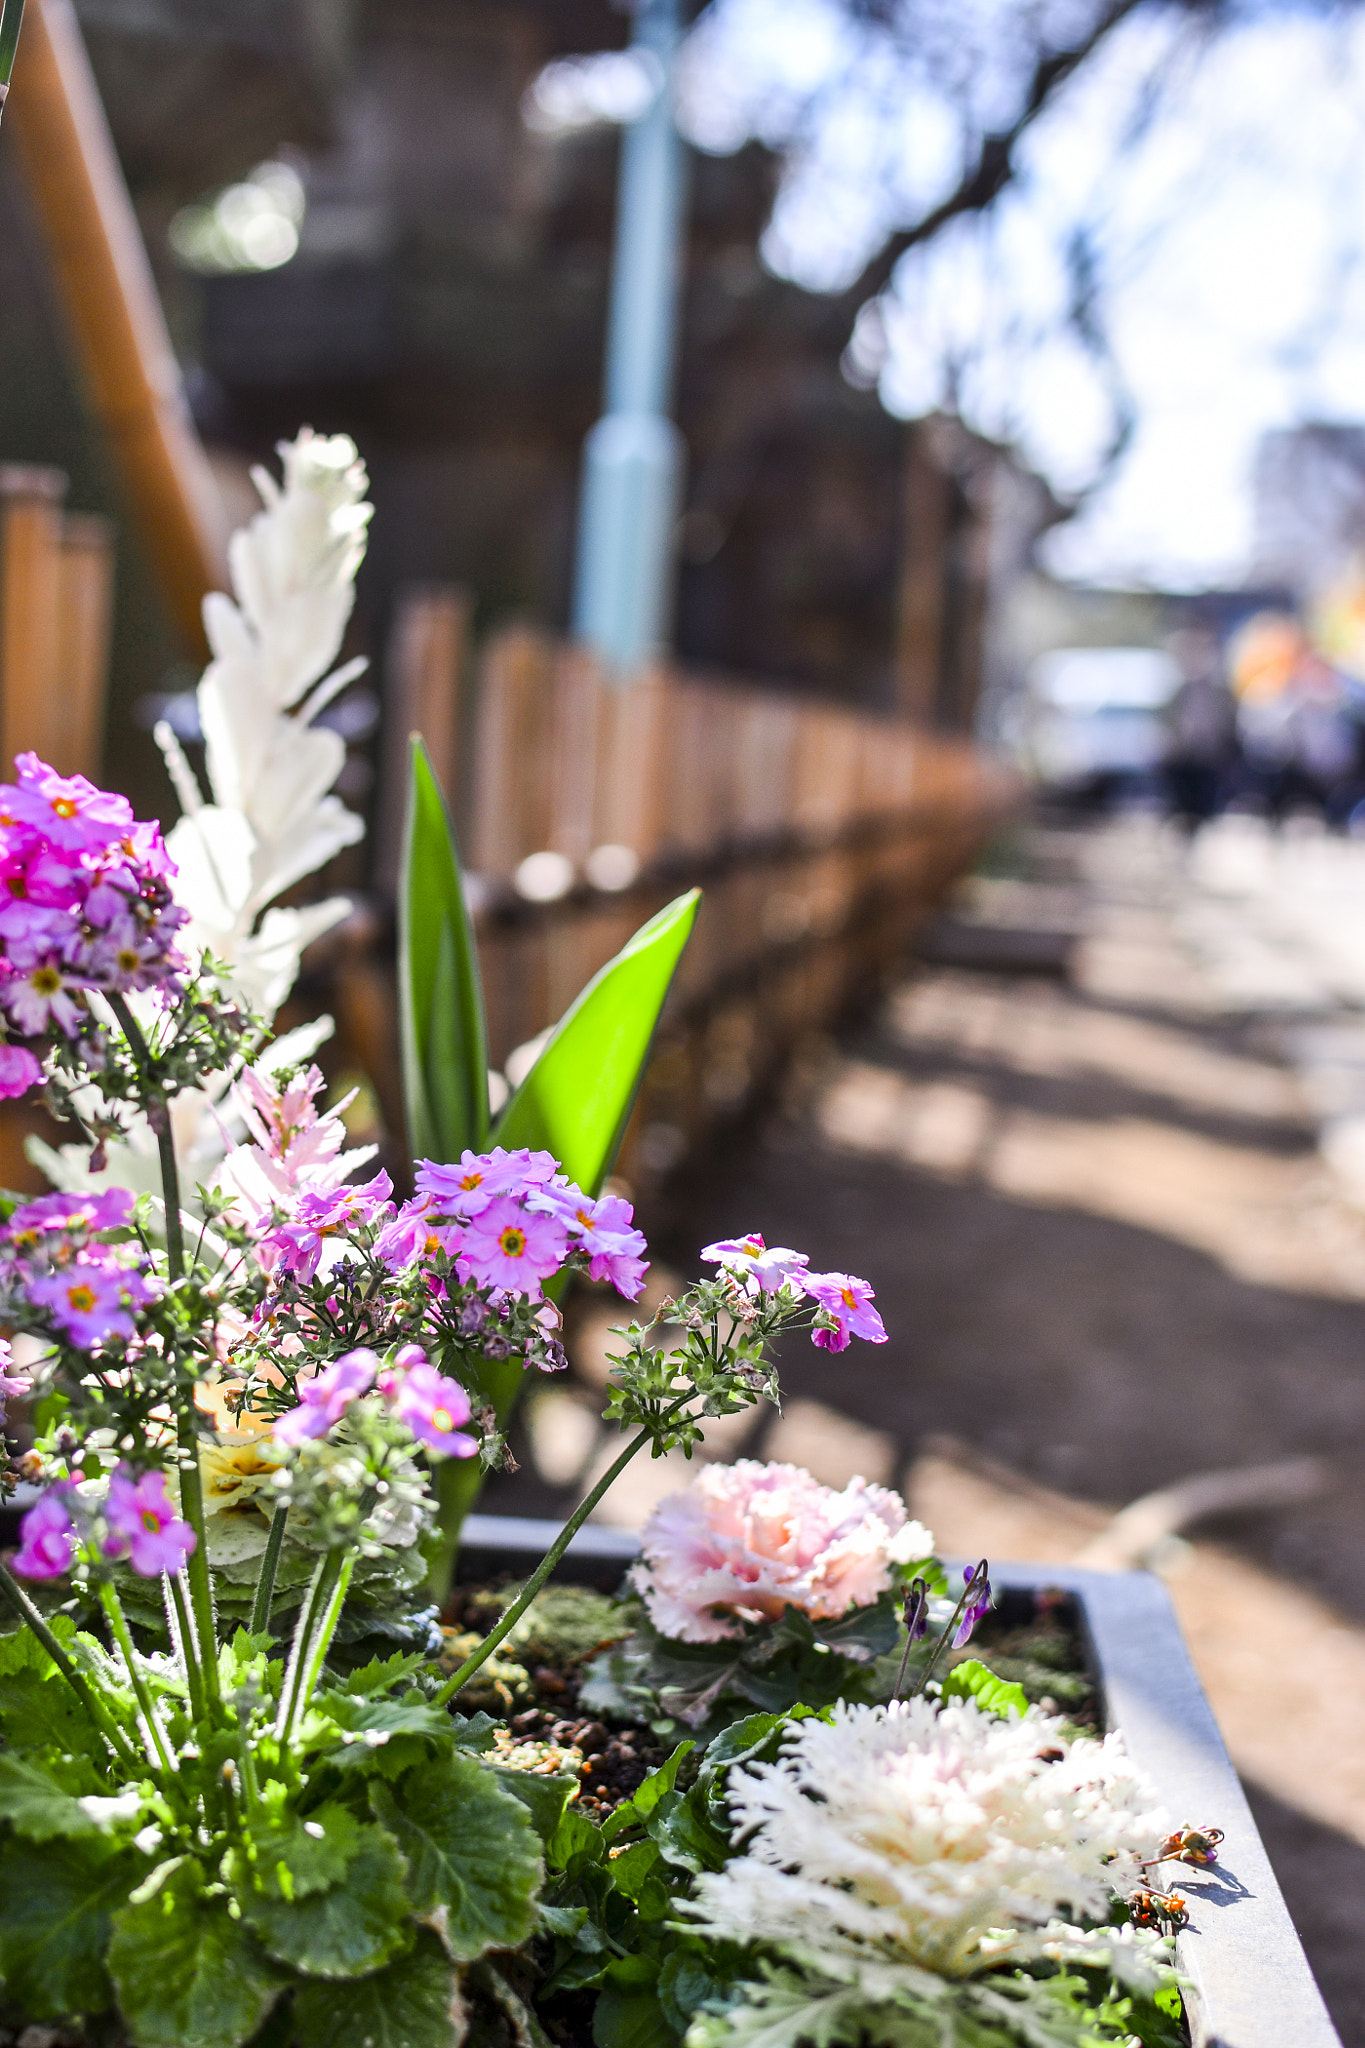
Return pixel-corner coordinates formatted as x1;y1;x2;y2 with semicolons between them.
953;1560;992;1649
904;1576;929;1643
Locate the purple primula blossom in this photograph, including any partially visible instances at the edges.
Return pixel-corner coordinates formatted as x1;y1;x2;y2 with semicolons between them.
416;1146;559;1221
558;1191;648;1299
272;1347;380;1446
952;1562;992;1649
379;1351;478;1458
0;1043;41;1099
12;1484;76;1579
0;1338;28;1421
103;1468;196;1576
0;756;187;1039
3;1186;135;1247
373;1195;460;1273
701;1233;810;1297
27;1261;157;1348
7;754;134;853
259;1170;395;1281
3;961;85;1037
457;1195;568;1300
804;1271;888;1352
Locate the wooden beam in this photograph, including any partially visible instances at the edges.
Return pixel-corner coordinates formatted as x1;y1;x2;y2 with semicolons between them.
4;0;227;651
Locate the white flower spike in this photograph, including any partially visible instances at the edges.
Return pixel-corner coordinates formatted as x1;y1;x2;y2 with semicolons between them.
158;428;372;1014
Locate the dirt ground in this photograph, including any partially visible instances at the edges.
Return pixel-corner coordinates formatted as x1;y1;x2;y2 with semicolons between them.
485;813;1365;2044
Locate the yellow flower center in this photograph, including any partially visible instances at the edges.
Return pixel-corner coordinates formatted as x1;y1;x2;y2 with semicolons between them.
841;1287;857;1310
432;1407;453;1432
140;1508;161;1533
50;797;78;819
67;1284;97;1313
32;967;61;995
498;1226;526;1257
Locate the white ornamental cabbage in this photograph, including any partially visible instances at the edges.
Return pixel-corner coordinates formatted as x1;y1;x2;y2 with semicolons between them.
685;1699;1175;2048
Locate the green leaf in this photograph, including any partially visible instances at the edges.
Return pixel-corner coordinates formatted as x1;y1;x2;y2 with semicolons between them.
239;1825;412;1977
369;1750;541;1960
398;735;489;1163
225;1803;362;1903
593;1986;674;2048
602;1740;694;1842
0;1750;99;1841
494;887;699;1191
940;1658;1029;1720
293;1928;460;2048
491;1764;580;1846
107;1858;284;2048
0;1834;131;2018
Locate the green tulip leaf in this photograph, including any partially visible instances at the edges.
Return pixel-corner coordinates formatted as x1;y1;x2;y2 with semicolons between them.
398;736;489;1164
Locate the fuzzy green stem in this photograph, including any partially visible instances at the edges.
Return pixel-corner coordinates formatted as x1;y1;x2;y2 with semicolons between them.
106;996;220;1709
249;1505;290;1636
288;1550;356;1740
276;1554;332;1741
98;1581;175;1775
431;1397;690;1709
0;0;25;115
167;1572;206;1722
177;1411;221;1710
0;1560;140;1770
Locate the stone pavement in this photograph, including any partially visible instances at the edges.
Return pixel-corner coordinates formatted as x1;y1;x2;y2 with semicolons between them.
485;812;1365;2045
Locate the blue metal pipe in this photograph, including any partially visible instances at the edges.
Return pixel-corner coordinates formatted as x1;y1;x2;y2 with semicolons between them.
572;0;689;678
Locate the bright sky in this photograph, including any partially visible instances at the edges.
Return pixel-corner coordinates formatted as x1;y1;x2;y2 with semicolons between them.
677;1;1365;591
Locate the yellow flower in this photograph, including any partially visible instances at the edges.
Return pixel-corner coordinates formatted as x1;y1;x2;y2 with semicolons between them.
199;1432;289;1521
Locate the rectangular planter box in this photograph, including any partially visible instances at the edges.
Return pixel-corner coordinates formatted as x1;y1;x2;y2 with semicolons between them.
460;1518;1342;2048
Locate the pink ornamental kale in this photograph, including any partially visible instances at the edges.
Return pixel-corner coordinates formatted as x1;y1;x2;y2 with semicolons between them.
631;1461;933;1643
103;1467;196;1576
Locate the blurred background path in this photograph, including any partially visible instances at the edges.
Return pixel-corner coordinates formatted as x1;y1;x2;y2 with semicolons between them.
488;808;1365;2045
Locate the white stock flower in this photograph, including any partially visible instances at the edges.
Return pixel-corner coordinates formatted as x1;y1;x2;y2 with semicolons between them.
688;1698;1168;1986
160;428;372;1014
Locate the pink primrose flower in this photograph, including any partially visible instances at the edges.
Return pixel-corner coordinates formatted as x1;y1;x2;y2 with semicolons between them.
260;1170;394;1281
4;1187;135;1247
26;1260;156;1348
6;755;133;853
103;1468;196;1576
0;1043;42;1099
456;1195;568;1299
700;1233;810;1297
631;1460;934;1643
558;1191;648;1298
379;1352;477;1458
3;960;84;1037
803;1272;887;1351
12;1484;77;1580
416;1147;559;1221
372;1196;460;1272
272;1347;380;1446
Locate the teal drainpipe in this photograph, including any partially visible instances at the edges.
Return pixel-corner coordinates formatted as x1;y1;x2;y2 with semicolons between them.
571;0;688;677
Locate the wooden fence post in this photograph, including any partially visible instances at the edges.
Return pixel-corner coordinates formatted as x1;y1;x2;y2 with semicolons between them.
0;462;114;777
376;582;471;886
